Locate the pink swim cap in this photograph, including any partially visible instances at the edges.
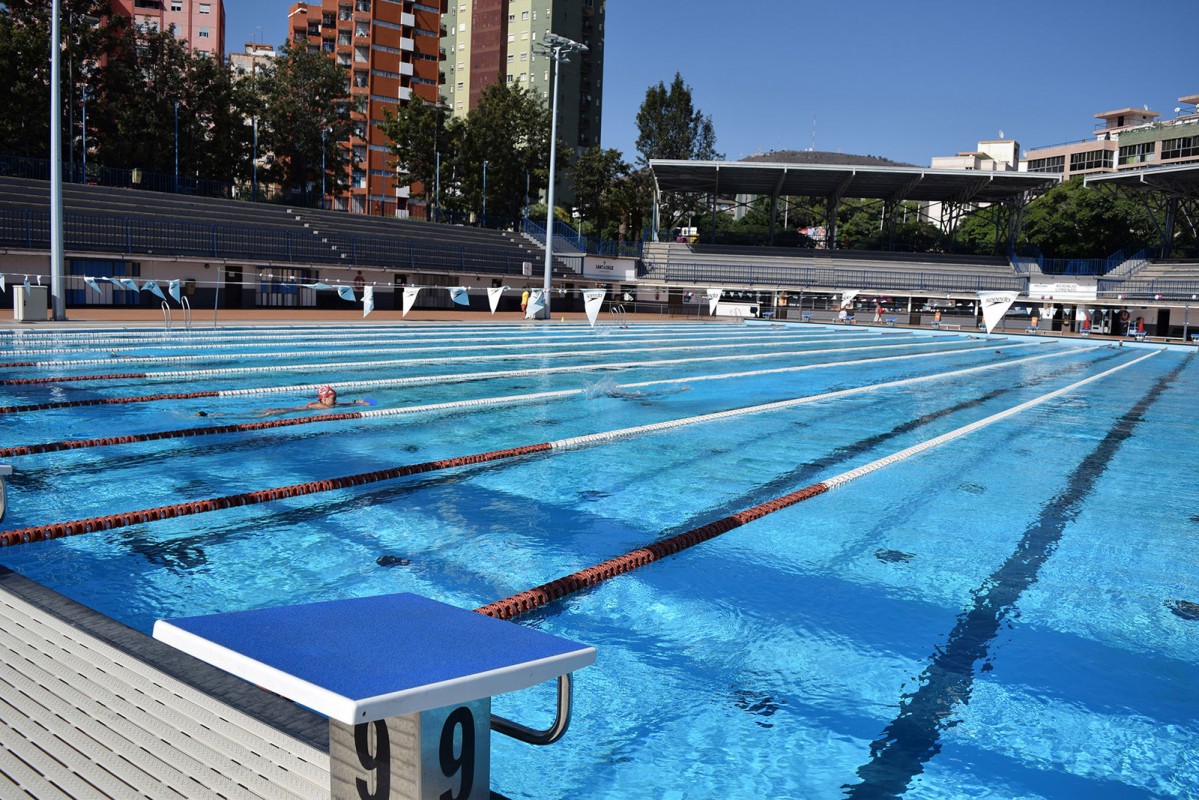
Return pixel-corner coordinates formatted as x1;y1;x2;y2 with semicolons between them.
318;386;335;400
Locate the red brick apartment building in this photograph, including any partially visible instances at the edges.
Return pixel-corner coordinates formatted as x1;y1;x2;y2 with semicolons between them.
108;0;226;59
288;0;444;217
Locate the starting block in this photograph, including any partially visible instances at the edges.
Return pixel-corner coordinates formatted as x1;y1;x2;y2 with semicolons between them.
155;593;595;800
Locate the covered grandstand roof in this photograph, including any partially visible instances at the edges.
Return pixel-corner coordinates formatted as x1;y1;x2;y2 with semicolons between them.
649;159;1060;203
1082;162;1199;198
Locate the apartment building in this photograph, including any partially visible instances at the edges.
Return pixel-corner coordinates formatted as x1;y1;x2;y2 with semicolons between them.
443;0;604;202
1021;95;1199;179
288;0;443;216
108;0;225;59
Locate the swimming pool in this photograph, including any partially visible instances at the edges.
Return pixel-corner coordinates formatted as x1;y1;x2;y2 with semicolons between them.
1;321;1196;799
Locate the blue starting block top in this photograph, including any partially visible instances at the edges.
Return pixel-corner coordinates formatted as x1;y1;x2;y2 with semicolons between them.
154;593;596;725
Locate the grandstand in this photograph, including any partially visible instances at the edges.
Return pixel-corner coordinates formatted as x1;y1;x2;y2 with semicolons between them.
0;175;576;311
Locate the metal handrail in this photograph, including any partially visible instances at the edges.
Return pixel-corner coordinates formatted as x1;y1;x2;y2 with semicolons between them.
160;301;172;330
610;303;627;327
181;296;192;331
490;673;574;746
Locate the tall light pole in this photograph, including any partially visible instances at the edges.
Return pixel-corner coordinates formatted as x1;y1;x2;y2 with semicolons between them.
482;160;488;224
251;116;258;202
49;0;66;320
81;84;89;182
174;100;180;193
534;33;587;320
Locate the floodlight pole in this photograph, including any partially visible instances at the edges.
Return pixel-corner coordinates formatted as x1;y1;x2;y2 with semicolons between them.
538;33;586;320
49;0;66;320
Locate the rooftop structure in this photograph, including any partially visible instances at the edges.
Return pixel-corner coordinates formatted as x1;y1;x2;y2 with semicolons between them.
1022;94;1199;179
228;42;277;76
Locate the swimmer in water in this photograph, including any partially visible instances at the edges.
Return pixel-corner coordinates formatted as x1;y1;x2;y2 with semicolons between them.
605;384;691;399
255;385;374;416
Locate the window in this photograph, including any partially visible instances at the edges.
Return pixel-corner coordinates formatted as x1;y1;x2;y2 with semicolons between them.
458;22;465;31
506;74;514;83
507;53;514;62
508;13;515;21
522;10;529;18
1069;149;1113;172
1118;142;1155;165
198;2;210;12
1162;135;1199;161
519;51;526;60
170;1;182;11
508;34;515;42
197;27;210;38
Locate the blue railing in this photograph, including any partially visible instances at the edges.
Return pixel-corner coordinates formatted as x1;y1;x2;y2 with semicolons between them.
521;217;641;258
0;154;239;200
1097;277;1199;297
0;208;545;275
644;261;1027;294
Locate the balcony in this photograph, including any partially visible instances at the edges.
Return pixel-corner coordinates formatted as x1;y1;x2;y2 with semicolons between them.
398;86;412;101
399;61;414;76
399;37;414;51
401;12;415;26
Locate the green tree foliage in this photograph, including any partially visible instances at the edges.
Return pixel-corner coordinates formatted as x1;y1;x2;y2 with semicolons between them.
634;73;721;229
377;98;452;211
0;0;110;159
257;41;353;204
569;146;630;238
454;83;551;221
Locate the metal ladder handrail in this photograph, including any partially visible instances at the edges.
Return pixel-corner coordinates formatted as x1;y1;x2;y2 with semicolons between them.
180;296;192;331
160;301;172;331
490;673;574;746
609;303;628;328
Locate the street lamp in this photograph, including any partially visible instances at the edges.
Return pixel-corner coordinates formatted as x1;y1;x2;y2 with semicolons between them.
81;84;90;183
49;0;66;319
251;116;258;202
321;126;326;209
174;100;180;193
533;32;587;320
482;160;488;224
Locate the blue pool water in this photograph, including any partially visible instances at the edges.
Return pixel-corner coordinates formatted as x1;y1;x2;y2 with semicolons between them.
1;322;1197;799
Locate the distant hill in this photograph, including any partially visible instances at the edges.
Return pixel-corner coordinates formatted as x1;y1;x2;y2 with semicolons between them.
739;150;917;168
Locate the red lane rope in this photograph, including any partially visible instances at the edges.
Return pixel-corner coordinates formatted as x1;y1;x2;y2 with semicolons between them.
0;410;369;458
1;390;220;415
473;483;831;620
0;362;35;368
1;372;150;386
0;443;553;547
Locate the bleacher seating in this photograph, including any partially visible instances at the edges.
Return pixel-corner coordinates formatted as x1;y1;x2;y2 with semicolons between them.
641;241;1025;293
0;176;565;278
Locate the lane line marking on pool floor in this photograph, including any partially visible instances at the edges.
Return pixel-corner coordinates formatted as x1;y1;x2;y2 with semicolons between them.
0;346;1131;546
473;349;1163;619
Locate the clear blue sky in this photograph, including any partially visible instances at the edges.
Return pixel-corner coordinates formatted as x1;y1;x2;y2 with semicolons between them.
226;0;1199;166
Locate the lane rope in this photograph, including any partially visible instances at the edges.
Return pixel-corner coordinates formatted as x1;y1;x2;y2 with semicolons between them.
0;346;1073;459
0;336;983;387
0;340;1035;415
473;349;1164;619
0;345;1103;545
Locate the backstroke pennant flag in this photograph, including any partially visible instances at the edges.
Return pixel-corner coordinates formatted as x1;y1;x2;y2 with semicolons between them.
705;288;722;316
362;285;374;318
840;290;859;309
402;286;421;317
117;278;140;294
24;276;32;298
486;286;505;314
0;275;5;294
525;289;545;319
450;287;470;306
168;279;181;303
142;280;167;301
84;277;103;295
978;290;1020;334
583;288;606;327
337;285;357;303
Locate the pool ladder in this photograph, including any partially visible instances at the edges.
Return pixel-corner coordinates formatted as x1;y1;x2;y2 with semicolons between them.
610;303;628;328
161;298;193;332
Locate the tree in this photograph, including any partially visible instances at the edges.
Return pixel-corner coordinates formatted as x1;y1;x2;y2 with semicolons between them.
377;97;451;216
257;41;353;205
0;0;110;160
89;18;193;176
1022;178;1155;258
634;73;721;229
455;83;551;222
569;146;629;238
